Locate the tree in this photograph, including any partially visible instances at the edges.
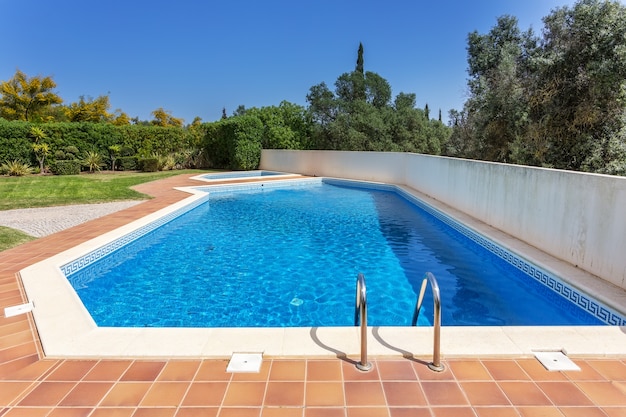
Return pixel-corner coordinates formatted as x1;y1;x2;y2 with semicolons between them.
306;43;450;152
307;44;449;152
464;15;532;162
151;108;183;127
30;126;49;173
364;72;391;108
356;42;364;75
233;105;247;116
451;0;626;174
526;0;626;171
306;83;337;127
354;42;366;101
64;95;113;123
108;145;121;171
246;101;312;149
112;110;131;126
0;69;62;121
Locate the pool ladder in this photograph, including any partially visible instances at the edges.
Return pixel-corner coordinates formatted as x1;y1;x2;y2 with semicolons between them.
354;273;372;371
413;272;445;372
354;272;444;372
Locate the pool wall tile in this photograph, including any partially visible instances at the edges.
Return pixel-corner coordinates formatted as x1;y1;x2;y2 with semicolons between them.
60;177;625;327
326;178;626;326
61;193;211;277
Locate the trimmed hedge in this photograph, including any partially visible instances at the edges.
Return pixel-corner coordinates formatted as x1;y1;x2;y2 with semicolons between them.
50;160;81;175
0;119;199;168
202;115;263;169
118;156;138;171
0;120;33;164
138;157;159;172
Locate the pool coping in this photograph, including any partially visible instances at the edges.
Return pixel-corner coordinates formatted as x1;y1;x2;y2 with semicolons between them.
18;177;626;359
190;170;301;183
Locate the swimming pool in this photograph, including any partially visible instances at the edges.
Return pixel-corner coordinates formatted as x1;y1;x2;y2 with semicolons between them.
196;170;291;181
63;178;625;328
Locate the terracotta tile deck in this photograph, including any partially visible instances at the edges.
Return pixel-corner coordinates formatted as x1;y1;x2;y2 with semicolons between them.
1;173;625;416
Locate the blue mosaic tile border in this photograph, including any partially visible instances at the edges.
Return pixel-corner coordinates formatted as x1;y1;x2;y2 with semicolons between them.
60;177;625;326
61;179;323;277
60;193;211;277
391;186;626;326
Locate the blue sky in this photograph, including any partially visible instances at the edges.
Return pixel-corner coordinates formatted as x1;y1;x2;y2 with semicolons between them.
2;0;578;124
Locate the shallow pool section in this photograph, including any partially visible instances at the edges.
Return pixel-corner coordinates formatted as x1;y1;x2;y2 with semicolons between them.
63;179;625;328
196;170;292;181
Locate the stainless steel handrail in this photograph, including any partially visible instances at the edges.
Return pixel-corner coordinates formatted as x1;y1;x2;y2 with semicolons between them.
412;272;445;372
354;273;372;371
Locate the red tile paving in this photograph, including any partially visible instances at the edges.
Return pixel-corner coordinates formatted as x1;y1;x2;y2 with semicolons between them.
1;172;626;416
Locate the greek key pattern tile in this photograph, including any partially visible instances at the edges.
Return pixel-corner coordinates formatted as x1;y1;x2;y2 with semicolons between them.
61;194;210;277
60;178;625;326
396;187;626;326
62;179;324;278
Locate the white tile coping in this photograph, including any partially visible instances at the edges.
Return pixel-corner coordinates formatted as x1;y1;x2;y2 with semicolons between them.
190;171;301;183
18;178;626;359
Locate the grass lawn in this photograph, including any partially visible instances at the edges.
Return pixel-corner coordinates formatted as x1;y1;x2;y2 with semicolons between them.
0;170;208;210
0;169;211;251
0;226;36;251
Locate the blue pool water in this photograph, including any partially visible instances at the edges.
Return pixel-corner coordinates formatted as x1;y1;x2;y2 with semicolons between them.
67;181;611;328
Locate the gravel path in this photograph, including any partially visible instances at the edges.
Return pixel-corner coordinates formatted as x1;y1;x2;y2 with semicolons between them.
0;201;143;237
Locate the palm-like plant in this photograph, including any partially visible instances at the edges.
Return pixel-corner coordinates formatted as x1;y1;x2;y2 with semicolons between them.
108;145;121;171
83;151;104;173
30;126;49;174
1;160;33;176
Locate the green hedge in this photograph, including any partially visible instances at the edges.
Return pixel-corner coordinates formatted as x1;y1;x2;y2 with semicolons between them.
118;156;138;171
50;159;81;175
202;115;263;169
0;120;33;165
138;157;159;172
0;119;199;167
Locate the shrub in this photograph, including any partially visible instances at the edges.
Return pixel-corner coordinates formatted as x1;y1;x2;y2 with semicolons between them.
203;115;263;169
159;154;176;171
83;151;104;173
118;156;138;171
1;160;32;176
64;146;80;158
120;146;135;157
234;139;262;170
50;159;81;175
139;157;159;172
0;120;32;163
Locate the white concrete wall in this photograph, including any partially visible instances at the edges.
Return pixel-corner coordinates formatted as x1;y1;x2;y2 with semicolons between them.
260;149;626;290
263;150;406;184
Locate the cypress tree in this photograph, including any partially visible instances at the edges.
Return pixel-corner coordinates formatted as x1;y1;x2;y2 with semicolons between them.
356;42;364;75
353;43;366;101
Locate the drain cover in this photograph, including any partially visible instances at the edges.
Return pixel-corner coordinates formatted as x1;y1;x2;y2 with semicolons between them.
227;353;263;373
4;301;34;318
533;351;580;371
